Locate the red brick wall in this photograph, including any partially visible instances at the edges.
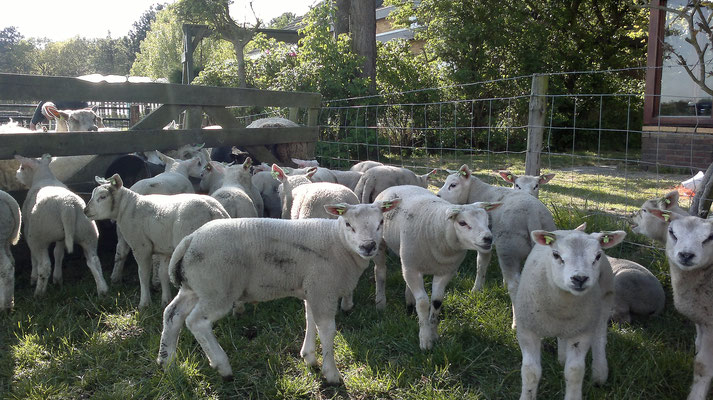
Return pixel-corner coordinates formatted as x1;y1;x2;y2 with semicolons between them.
642;129;713;169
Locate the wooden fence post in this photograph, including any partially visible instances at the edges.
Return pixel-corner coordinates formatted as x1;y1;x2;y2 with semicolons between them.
525;74;549;176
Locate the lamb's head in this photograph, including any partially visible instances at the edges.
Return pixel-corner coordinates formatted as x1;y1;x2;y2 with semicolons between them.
531;225;625;295
14;154;52;187
200;161;225;192
291;158;319;168
437;164;472;204
159;151;202;178
84;174;123;220
417;169;438;188
497;170;555;197
649;210;713;271
165;143;210;172
273;164;316;219
58;108;100;131
225;157;254;187
325;199;401;259
448;202;502;252
630;190;683;243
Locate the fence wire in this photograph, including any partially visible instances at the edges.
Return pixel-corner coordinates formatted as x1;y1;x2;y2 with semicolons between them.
317;67;713;262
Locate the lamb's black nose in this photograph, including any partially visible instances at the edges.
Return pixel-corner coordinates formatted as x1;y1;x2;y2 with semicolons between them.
678;252;696;265
360;241;376;254
571;275;589;290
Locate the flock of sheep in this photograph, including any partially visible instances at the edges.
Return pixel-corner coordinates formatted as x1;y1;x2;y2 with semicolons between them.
0;114;711;399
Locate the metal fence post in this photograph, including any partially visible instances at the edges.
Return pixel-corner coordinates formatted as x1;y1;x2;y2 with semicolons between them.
525;74;548;176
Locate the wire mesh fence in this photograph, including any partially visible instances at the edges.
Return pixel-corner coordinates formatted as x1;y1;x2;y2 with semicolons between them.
316;67;712;260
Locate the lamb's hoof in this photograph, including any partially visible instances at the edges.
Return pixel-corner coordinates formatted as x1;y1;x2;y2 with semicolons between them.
301;353;318;367
419;332;434;350
322;372;342;386
375;299;386;310
110;276;122;285
406;304;416;315
53;277;62;285
221;374;235;382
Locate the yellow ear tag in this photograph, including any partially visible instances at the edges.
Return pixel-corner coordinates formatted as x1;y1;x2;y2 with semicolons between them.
383;201;392;209
663;198;671;205
508;174;513;180
206;164;212;171
602;236;610;244
109;178;116;186
663;213;670;222
337;208;345;215
459;170;467;176
544;235;554;245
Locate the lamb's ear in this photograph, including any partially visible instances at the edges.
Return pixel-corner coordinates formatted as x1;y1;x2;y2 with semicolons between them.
14;155;35;166
156;151;175;165
40;154;52;164
476;202;502;212
658;190;680;210
378;198;400;212
422;169;437;179
596;231;626;249
107;173;123;189
648;208;679;223
498;170;516;183
458;164;471;179
324;203;350;216
271;164;287;182
532;230;557;246
305;166;318;180
539;173;555;184
575;222;587;231
95;176;109;185
242;157;252;170
447;207;461;220
211;161;225;173
56;110;71;120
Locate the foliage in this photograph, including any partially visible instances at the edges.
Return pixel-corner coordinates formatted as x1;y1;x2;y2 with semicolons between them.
0;27;38;74
127;3;167;65
268;12;298;29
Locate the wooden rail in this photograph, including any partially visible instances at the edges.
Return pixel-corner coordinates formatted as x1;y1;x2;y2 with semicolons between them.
0;73;323;164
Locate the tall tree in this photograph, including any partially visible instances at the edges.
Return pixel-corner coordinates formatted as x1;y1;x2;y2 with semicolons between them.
0;27;37;74
350;0;377;91
127;3;166;65
268;12;297;29
176;0;260;88
334;0;351;36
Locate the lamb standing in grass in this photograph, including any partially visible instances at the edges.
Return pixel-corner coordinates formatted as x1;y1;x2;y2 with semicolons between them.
515;225;624;400
15;154;108;297
0;190;21;310
649;210;713;400
496;170;555;198
437;164;556;328
157;200;399;384
630;190;687;244
84;174;229;308
200;158;263;216
272;164;317;219
354;165;436;203
374;185;501;349
111;153;202;284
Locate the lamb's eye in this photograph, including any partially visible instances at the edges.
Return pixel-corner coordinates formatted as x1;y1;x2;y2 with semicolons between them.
515;184;521;189
552;251;562;262
379;219;384;227
458;221;468;227
534;184;539;189
641;208;647;213
449;183;457;190
669;227;678;241
594;252;602;262
703;233;713;244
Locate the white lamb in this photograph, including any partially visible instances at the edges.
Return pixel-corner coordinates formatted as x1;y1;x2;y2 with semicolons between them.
200;158;263;216
157;200;399;384
515;224;624;400
631;190;687;244
84;174;230;308
354;165;436;203
437;164;557;328
291;158;363;190
111;153;202;284
252;170;282;218
209;163;258;219
15;154;108;297
608;256;665;323
0;120;36;192
350;160;383;173
272;164;317;219
648;209;713;400
496;170;555;198
0;189;21;310
374;185;501;350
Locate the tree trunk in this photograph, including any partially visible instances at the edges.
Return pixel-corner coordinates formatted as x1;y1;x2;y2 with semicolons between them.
231;41;247;88
349;0;376;92
335;0;351;37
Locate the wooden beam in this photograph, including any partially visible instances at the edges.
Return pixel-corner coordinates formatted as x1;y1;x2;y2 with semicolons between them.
256;28;302;43
0;127;318;159
525;74;548;176
130;104;186;130
203;106;281;165
0;74;322;108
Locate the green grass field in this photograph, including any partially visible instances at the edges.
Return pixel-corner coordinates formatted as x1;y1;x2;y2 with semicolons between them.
0;154;703;399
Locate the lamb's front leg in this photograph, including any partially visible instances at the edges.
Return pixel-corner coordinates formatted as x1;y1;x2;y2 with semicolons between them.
563;334;592;400
517;328;542;400
309;299;341;385
688;327;713;400
300;300;318;367
590;302;611;384
157;254;172;306
429;272;455;340
111;228;130;283
402;268;433;350
471;249;491;292
373;241;388;310
134;250;154;308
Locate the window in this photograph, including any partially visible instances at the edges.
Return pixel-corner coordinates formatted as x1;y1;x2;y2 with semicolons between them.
644;0;713;126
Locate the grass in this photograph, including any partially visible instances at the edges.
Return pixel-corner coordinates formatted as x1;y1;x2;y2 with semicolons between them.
0;153;702;399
